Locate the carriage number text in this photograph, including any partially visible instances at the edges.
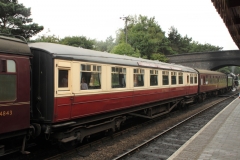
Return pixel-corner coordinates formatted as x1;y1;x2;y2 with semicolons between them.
0;110;13;116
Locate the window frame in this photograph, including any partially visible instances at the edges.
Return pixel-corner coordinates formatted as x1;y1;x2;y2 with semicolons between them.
178;72;183;84
171;72;177;85
111;66;126;89
58;68;70;91
0;59;17;102
150;69;158;86
80;63;102;90
162;71;169;85
194;74;198;84
190;74;194;84
133;68;145;87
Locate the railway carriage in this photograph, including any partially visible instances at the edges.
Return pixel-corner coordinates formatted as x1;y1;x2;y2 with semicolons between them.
196;69;228;100
0;35;233;155
0;36;32;155
29;42;199;147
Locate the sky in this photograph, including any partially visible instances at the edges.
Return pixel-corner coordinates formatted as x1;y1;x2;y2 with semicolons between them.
18;0;239;50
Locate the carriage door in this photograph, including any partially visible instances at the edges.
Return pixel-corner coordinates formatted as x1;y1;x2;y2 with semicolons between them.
54;60;72;122
0;58;30;134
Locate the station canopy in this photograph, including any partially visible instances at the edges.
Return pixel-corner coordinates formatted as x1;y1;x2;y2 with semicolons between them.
211;0;240;49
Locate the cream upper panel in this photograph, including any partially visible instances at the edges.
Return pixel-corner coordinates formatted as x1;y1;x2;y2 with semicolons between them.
55;59;72;96
54;59;197;97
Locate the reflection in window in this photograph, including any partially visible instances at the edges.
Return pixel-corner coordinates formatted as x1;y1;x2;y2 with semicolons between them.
190;74;194;84
58;70;68;88
150;70;158;86
0;75;16;101
134;68;144;87
0;60;16;101
194;74;197;84
81;64;101;90
112;67;126;88
162;71;169;85
171;72;177;85
7;60;16;72
178;72;183;84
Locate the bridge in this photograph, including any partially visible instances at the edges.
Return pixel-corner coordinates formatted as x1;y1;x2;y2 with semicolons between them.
167;1;240;71
167;50;240;70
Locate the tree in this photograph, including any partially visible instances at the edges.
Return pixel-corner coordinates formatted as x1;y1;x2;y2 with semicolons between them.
151;53;168;62
60;36;95;49
168;26;192;54
126;15;165;59
0;0;43;38
33;34;60;43
167;26;222;54
111;43;140;58
189;41;223;52
94;36;116;52
158;36;175;55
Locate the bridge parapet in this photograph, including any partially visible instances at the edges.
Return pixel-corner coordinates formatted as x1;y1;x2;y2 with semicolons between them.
167;50;240;70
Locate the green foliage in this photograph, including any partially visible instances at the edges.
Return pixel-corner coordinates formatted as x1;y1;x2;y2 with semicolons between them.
94;36;116;52
218;66;240;75
158;37;176;55
60;36;95;49
114;16;223;60
150;53;168;62
0;0;43;38
167;26;222;54
111;43;140;58
189;41;223;52
218;67;231;74
126;15;165;59
32;34;60;43
168;26;192;54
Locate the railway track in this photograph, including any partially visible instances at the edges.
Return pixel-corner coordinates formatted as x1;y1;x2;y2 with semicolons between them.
112;93;238;160
2;92;237;160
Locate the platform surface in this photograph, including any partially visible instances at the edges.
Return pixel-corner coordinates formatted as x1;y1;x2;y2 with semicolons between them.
168;97;240;160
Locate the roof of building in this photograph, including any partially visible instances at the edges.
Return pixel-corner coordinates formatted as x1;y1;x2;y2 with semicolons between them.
211;0;240;49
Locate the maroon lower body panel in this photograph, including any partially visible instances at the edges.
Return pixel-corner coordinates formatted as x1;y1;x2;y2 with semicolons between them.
54;86;198;122
0;104;30;134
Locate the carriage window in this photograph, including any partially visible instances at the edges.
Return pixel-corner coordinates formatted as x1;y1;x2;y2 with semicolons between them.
162;71;169;85
81;64;101;90
0;60;16;101
171;72;177;85
209;76;212;84
134;68;144;87
112;67;126;88
194;74;197;84
178;72;183;84
7;60;16;72
150;70;158;86
190;74;194;84
58;70;69;88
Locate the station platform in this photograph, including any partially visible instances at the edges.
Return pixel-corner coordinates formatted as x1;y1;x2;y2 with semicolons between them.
168;97;240;160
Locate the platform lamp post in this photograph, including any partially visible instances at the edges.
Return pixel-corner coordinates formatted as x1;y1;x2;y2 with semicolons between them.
120;16;130;44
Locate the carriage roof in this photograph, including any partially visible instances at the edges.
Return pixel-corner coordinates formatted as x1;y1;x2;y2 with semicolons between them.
29;42;197;73
196;69;226;75
0;36;31;56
